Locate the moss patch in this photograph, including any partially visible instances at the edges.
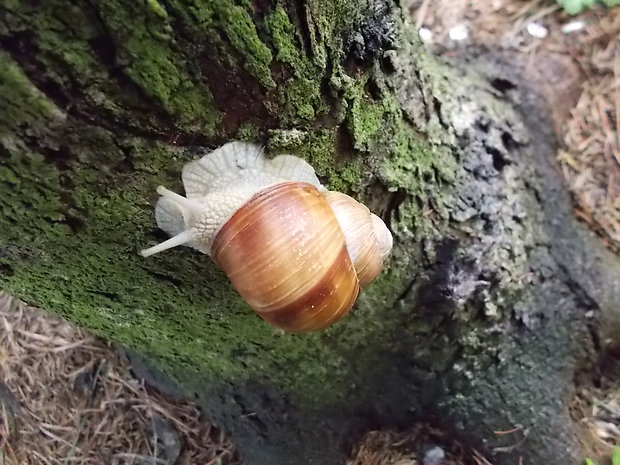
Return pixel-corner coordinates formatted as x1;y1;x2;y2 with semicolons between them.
267;128;363;192
0;53;61;133
0;101;421;410
96;0;219;131
213;1;275;88
1;0;222;134
262;5;329;123
0;0;454;415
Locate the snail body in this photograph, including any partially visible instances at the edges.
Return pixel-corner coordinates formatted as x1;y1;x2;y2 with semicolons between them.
141;142;392;332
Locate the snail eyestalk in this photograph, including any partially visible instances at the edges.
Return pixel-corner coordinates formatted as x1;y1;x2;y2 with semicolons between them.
156;186;204;219
140;229;194;257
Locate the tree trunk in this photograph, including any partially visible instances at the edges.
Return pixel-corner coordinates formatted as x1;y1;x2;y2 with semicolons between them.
1;1;618;464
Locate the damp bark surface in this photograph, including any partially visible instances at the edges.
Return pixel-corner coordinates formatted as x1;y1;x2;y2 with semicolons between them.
1;1;619;464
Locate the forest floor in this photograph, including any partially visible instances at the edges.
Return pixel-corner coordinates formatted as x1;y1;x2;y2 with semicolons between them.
0;1;618;465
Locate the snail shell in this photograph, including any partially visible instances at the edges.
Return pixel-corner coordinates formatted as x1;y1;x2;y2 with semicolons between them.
141;142;392;332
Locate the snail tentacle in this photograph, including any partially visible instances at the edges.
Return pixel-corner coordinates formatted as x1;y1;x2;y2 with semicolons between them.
156;186;204;219
140;229;194;257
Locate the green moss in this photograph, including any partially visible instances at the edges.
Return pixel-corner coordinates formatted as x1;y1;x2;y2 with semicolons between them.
347;96;388;151
145;0;168;19
97;0;219;131
0;0;457;414
282;77;324;122
265;6;305;72
0;126;398;405
161;0;279;98
0;52;60;134
1;0;222;134
268;128;362;193
302;131;363;192
213;1;275;88
263;6;329;123
235;120;262;141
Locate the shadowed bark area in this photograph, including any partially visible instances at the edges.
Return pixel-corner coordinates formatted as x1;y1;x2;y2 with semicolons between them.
1;1;619;464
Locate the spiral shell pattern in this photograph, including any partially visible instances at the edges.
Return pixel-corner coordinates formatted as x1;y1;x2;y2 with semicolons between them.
212;182;360;332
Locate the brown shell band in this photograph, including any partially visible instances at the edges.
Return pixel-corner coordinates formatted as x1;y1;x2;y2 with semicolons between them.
212;182;360;332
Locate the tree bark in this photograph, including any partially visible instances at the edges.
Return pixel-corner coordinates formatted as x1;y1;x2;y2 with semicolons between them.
1;1;618;464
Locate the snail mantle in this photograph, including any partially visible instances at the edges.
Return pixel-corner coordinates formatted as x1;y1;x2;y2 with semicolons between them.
141;141;393;332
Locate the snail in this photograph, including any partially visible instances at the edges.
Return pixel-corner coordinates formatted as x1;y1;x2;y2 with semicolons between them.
140;141;392;332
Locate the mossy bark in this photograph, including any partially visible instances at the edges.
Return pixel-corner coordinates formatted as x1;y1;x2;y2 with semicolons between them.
1;1;619;464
